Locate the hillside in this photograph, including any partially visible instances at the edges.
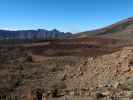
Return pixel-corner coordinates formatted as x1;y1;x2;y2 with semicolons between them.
0;37;133;100
1;17;133;100
76;17;133;40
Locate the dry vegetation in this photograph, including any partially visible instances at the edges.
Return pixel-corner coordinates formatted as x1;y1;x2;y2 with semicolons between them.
0;37;133;100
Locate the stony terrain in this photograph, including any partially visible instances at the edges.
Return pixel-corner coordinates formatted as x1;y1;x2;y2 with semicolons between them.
0;37;133;100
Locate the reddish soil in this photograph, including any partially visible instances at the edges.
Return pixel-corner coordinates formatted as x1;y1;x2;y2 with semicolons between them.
23;37;128;57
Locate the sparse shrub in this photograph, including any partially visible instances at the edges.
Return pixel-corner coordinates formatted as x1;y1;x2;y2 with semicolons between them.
26;55;33;62
95;92;106;100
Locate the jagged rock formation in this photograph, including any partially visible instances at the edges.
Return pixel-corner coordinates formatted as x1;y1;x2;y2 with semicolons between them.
0;29;72;40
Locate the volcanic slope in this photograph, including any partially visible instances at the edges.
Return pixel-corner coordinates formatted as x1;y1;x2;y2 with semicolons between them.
76;17;133;40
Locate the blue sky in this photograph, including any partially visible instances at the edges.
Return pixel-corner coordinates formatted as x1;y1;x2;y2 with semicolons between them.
0;0;132;33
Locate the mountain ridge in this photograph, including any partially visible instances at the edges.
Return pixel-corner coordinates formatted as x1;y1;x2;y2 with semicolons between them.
75;17;133;40
0;29;72;40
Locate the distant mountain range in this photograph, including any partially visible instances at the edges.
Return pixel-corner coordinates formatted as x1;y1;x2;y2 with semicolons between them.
1;17;133;40
0;29;72;40
75;17;133;40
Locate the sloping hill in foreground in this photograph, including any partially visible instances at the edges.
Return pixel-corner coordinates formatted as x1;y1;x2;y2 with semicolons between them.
0;37;133;100
76;17;133;40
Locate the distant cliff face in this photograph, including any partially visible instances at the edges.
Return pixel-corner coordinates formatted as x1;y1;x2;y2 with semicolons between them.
0;29;72;40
